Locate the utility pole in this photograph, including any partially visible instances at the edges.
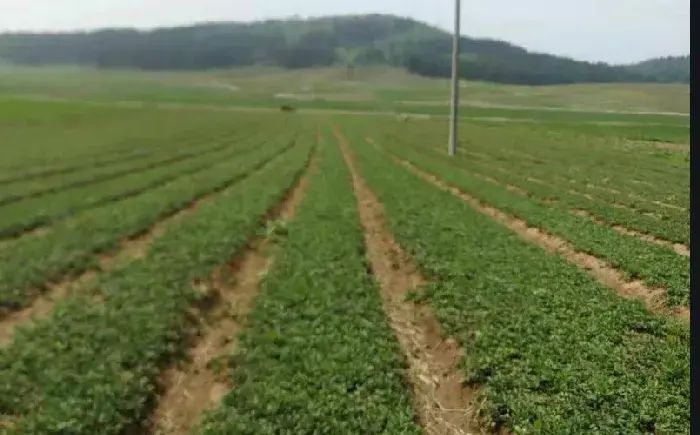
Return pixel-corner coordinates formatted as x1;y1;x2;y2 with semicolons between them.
448;0;461;156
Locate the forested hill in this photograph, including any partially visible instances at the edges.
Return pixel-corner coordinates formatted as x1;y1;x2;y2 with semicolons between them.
625;55;690;84
0;14;689;86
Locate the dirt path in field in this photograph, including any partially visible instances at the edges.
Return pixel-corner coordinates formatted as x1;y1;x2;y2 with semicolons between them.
335;128;484;435
0;146;293;346
367;139;689;323
145;139;318;435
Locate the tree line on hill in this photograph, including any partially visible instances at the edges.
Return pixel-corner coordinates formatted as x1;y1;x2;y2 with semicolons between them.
0;15;689;86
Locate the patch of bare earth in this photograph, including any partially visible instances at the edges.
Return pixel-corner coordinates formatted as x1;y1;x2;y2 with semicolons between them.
573;210;689;257
146;151;316;435
367;138;688;323
336;129;484;435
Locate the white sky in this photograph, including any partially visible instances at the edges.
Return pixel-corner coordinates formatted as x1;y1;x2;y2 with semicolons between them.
0;0;689;64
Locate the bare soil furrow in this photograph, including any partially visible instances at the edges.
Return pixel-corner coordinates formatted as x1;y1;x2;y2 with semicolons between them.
146;146;317;435
372;140;688;323
337;129;484;435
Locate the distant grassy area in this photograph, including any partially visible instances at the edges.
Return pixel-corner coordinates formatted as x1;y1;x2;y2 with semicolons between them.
0;66;688;143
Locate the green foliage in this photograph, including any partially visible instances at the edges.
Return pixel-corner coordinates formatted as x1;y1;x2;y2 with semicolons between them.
197;129;420;434
386;119;688;231
0;98;689;435
0;129;266;239
626;56;690;84
0;120;296;312
343;126;689;434
366;118;689;307
386;136;689;307
0;14;688;85
0;127;315;433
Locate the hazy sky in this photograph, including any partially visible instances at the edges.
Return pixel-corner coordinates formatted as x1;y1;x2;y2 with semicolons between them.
0;0;689;64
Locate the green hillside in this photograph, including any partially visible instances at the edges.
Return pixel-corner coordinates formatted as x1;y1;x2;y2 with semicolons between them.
0;14;689;86
626;55;689;83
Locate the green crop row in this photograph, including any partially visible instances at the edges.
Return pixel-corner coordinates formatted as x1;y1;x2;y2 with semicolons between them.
448;143;687;215
379;128;689;245
0;102;155;177
0;118;265;207
460;151;689;212
454;142;690;245
373;135;690;308
342;125;689;434
392;119;688;208
0;142;154;185
0;102;254;182
0;126;278;240
453;146;688;217
425;136;687;245
197;126;420;435
0;128;296;312
0;125;315;434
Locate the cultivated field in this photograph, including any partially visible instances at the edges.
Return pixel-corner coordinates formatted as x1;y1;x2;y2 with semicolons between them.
0;70;690;435
0;66;691;117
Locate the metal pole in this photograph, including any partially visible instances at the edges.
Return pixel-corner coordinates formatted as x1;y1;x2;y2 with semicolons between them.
448;0;461;156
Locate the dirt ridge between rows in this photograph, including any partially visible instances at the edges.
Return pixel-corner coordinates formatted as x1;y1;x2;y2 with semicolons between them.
367;138;689;323
144;137;318;435
0;142;298;346
335;127;485;435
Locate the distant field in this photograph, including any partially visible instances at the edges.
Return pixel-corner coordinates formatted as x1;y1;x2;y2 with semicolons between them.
0;73;689;435
0;65;690;118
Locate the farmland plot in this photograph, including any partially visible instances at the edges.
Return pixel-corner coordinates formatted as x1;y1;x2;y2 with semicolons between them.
0;97;689;435
334;120;689;434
